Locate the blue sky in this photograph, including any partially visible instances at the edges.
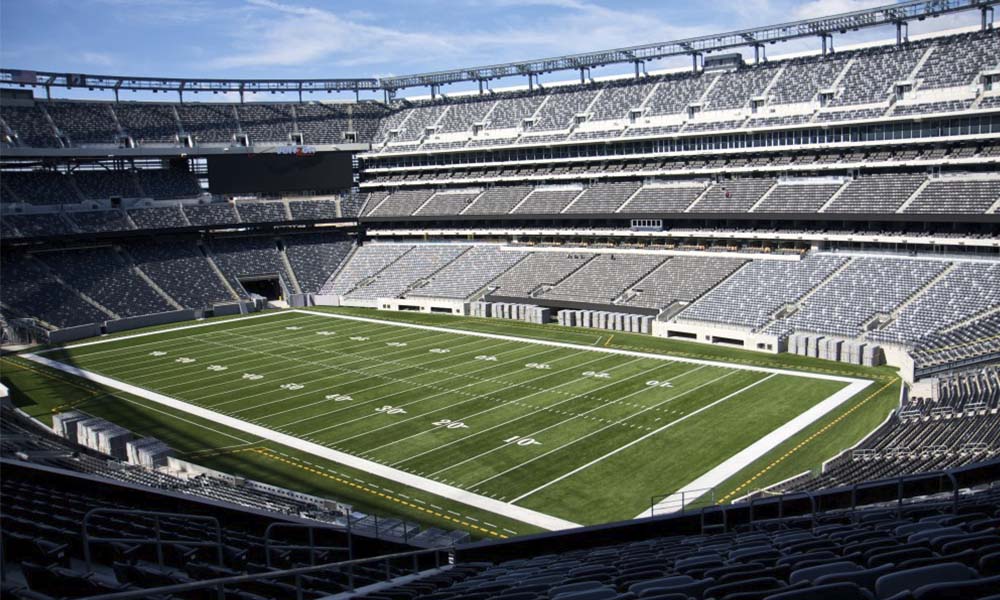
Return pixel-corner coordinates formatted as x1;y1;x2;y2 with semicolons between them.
0;0;982;101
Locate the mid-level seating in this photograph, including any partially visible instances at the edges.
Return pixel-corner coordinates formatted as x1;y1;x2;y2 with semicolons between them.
3;171;81;205
208;236;298;294
281;234;353;294
183;202;239;226
126;240;240;308
320;244;413;296
0;253;111;327
624;256;747;310
36;247;175;318
126;205;189;229
135;168;202;199
345;245;469;299
541;254;665;304
235;200;288;224
407;246;524;299
679;255;847;329
825;174;927;214
487;252;594;299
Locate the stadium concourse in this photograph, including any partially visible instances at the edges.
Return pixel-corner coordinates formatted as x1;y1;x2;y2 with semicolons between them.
3;1;1000;598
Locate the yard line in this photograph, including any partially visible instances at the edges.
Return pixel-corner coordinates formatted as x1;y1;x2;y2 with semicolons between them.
166;325;450;398
66;315;377;378
195;330;540;409
96;317;418;383
229;335;520;417
509;374;777;504
24;352;580;532
469;369;748;488
308;348;596;439
293;309;861;384
384;355;646;465
279;344;560;430
424;361;700;478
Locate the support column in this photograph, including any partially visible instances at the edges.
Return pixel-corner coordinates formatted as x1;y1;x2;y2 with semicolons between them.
983;5;994;30
896;21;908;45
528;73;534;92
634;60;641;79
820;33;833;56
478;79;483;95
690;53;700;73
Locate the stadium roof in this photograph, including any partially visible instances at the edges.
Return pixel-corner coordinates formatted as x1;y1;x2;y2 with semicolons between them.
1;0;997;98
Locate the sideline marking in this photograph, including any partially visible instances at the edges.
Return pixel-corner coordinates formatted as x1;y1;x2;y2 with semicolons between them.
23;352;581;532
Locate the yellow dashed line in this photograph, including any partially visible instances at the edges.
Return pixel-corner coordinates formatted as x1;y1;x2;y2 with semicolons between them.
718;377;899;503
249;447;508;539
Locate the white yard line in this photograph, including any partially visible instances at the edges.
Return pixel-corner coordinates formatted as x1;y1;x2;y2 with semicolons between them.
23;352;582;532
509;375;779;504
638;378;873;518
290;310;862;384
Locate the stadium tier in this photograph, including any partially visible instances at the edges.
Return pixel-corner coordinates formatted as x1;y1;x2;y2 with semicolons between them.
2;8;1000;599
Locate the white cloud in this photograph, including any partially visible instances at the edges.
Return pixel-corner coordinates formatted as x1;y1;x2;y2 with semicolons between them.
80;51;115;67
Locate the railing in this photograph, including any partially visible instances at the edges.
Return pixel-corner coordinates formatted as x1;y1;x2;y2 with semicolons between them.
82;508;224;570
80;547;453;600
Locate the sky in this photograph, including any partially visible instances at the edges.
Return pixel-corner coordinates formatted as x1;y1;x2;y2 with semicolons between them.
0;0;985;101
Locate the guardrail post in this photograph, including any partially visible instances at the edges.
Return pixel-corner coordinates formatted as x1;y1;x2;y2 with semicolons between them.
153;516;165;566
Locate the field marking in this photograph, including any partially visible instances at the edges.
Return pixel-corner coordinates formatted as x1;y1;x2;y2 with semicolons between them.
290;310;862;384
509;374;779;503
425;360;692;478
381;353;632;465
23;352;581;532
276;345;556;430
319;349;598;442
468;366;732;489
641;377;873;517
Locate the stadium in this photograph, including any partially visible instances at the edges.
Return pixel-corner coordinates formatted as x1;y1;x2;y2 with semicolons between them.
1;0;1000;597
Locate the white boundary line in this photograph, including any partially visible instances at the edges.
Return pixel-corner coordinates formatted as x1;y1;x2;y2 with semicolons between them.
22;353;582;532
27;308;874;530
639;378;873;517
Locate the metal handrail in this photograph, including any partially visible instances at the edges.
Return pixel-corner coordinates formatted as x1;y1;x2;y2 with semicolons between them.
80;547;452;600
82;508;224;570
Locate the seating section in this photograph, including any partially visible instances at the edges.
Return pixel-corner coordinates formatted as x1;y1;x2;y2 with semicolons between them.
68;209;135;233
624;256;747;310
183;203;240;226
368;189;435;217
0;254;111;327
235;103;294;143
1;104;60;147
541;254;665;304
235;200;288;224
37;247;175;318
824;174;927;214
911;312;1000;372
903;178;1000;214
464;186;533;215
45;102;120;145
487;252;594;299
344;245;469;299
126;206;189;229
281;234;353;294
407;246;524;299
754;182;844;213
3;171;81;205
320;244;413;296
680;255;847;329
693;179;776;213
355;482;1000;600
293;103;350;144
4;213;76;237
778;258;948;337
288;199;341;220
127;241;240;307
114;102;179;144
870;262;1000;347
564;181;641;214
619;184;705;213
511;188;582;215
73;170;142;200
414;191;481;216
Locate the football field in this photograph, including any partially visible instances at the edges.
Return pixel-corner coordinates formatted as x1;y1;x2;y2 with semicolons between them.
27;309;871;529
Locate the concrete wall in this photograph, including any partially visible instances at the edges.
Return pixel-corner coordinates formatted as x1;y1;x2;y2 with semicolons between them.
379;297;468;315
653;320;780;353
105;309;197;333
49;322;103;344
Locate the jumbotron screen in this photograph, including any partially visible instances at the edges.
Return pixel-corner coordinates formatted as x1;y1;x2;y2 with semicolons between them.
207;151;353;194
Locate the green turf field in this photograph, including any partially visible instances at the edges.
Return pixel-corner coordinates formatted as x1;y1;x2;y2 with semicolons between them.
24;308;873;528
